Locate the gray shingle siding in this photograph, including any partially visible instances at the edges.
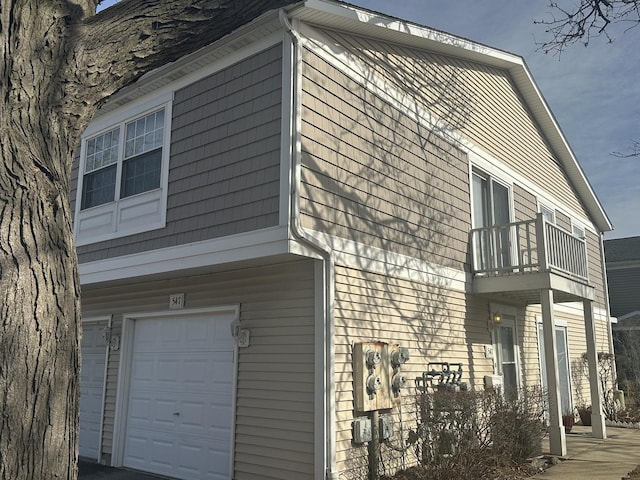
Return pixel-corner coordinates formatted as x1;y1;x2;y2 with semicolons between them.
76;44;283;263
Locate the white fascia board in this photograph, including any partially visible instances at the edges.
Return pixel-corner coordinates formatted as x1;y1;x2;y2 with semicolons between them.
293;0;612;233
79;226;290;286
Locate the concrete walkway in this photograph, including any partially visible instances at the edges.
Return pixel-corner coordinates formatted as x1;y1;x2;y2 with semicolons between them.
79;426;640;480
535;425;640;479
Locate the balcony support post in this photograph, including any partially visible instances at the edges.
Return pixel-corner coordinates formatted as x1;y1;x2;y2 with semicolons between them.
583;299;607;439
540;288;566;456
535;213;548;271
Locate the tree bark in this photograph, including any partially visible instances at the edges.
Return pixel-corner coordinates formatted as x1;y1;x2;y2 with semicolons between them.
0;1;298;478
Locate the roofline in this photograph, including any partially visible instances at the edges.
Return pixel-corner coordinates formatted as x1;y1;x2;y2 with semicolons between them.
289;0;612;232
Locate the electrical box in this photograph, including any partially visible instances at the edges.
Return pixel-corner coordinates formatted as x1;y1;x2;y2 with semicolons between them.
352;417;372;444
379;415;394;440
353;342;391;412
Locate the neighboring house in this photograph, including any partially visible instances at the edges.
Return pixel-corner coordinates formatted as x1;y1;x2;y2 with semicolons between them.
605;236;640;394
605;236;640;319
72;1;615;479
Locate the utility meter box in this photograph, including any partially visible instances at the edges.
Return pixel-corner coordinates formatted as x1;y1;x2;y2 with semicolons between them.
353;342;391;412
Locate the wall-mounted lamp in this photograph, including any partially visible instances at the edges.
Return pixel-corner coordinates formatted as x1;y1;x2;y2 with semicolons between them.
491;312;503;325
230;319;250;348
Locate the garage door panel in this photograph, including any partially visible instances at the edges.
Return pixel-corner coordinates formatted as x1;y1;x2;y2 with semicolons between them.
131;352;232;392
128;393;230;431
124;311;235;480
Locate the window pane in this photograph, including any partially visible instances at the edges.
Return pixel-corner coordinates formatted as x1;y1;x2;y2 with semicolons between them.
472;173;488;228
82;165;117;209
502;363;518;400
85;128;119;173
540;204;555;224
121;148;162;198
492;182;510;225
572;224;585;239
125;109;164;159
499;326;515;363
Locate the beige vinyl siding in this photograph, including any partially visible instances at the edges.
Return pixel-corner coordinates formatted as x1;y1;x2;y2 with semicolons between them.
300;48;471;272
81;260;316;479
513;184;537;223
555;210;571;232
316;29;590;222
586;230;606;308
332;265;493;475
77;44;283;264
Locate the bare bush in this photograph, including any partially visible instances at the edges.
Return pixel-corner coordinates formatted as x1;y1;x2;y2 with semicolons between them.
378;387;547;480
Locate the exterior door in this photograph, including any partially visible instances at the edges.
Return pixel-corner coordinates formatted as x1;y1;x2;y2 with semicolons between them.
472;171;511;270
123;310;236;480
494;318;519;399
79;321;108;460
538;323;572;415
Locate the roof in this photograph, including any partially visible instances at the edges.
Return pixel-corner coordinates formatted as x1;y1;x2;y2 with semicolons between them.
605;236;640;263
100;0;612;232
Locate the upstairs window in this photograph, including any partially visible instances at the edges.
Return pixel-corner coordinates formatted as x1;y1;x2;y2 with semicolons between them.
572;223;585;239
82;109;165;210
74;99;171;246
539;203;555;224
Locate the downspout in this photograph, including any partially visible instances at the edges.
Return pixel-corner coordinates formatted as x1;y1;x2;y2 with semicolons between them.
599;233;618;388
279;10;339;480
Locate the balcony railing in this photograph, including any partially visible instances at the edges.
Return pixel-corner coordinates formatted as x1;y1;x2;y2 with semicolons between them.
470;213;588;281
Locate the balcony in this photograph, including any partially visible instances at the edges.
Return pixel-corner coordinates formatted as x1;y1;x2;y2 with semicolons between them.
470;213;594;304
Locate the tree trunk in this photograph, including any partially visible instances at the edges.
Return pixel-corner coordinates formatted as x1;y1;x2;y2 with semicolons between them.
0;158;81;480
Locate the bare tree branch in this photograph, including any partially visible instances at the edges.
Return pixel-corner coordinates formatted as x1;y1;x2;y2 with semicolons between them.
535;0;640;54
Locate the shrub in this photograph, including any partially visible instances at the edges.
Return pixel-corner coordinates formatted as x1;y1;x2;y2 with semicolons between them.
383;387;547;480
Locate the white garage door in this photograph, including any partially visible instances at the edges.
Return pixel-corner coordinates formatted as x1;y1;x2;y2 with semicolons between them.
79;321;108;459
123;310;235;480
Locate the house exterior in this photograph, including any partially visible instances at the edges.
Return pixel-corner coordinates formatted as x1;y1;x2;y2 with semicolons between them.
72;1;615;479
605;236;640;395
605;236;640;319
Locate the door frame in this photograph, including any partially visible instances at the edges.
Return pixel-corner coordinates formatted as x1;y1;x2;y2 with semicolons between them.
111;305;240;473
80;315;112;462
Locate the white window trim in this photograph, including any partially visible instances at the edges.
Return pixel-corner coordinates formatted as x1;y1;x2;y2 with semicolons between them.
74;93;173;246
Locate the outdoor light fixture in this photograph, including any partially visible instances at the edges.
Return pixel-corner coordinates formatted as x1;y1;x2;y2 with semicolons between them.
491;312;503;325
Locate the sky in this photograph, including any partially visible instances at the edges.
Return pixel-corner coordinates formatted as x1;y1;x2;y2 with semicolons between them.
97;0;639;239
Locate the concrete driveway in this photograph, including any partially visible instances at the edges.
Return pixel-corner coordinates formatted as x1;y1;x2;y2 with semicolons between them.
79;460;169;480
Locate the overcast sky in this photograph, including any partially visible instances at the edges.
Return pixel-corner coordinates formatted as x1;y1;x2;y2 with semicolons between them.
98;0;639;239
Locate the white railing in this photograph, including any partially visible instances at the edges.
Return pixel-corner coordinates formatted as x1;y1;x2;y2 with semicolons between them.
470;213;588;281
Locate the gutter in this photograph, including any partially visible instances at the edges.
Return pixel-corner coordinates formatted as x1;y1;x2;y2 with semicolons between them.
599;233;618;387
279;9;339;480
